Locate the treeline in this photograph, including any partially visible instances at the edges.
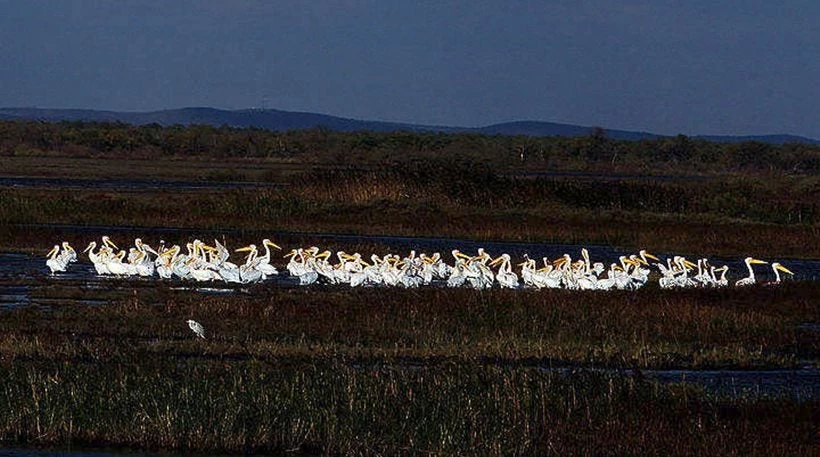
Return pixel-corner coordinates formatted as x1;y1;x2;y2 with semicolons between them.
1;120;818;174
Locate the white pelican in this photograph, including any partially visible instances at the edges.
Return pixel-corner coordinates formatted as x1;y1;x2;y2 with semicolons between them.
554;255;579;289
576;248;601;290
186;253;222;282
610;259;633;290
156;245;180;279
302;248;328;285
735;257;768;287
446;251;471;287
202;241;242;283
465;249;494;289
84;241;112;275
59;241;78;264
348;254;374;287
284;248;320;284
692;258;711;287
535;258;563;289
518;256;536;288
45;245;68;273
712;265;730;287
670;256;698;288
236;244;264;283
255;239;282;277
100;236;118;252
638;250;660;266
105;250;138;276
767;262;794;285
490;253;519;289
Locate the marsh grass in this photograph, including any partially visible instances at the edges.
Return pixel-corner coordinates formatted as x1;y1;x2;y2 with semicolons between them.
0;360;816;456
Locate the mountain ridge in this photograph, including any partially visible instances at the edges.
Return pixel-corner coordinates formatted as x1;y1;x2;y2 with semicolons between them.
0;106;816;145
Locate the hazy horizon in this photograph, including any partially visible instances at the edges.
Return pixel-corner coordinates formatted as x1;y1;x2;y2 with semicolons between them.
1;1;818;138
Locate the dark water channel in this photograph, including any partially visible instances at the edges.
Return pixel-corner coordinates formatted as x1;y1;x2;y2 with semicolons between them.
9;225;820;282
0;449;234;457
0;177;280;190
2;228;820;309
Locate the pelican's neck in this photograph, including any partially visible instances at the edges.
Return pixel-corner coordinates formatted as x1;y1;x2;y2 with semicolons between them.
745;259;755;280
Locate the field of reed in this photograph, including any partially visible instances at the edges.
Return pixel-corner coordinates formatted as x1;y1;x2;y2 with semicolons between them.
2;360;816;456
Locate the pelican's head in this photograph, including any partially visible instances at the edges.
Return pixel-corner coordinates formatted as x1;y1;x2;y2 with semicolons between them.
452;249;471;260
489;255;505;267
235;244;256;253
640;250;660;262
772;262;794;275
102;236;118;249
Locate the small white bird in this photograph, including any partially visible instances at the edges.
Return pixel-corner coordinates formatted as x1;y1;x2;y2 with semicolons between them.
187;319;206;339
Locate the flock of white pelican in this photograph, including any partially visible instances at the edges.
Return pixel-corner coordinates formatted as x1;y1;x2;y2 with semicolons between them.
44;237;795;290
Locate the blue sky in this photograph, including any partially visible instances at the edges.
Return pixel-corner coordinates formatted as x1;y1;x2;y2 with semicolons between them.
1;1;818;138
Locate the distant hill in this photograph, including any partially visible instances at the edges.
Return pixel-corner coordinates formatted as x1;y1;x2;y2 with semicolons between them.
1;107;817;145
